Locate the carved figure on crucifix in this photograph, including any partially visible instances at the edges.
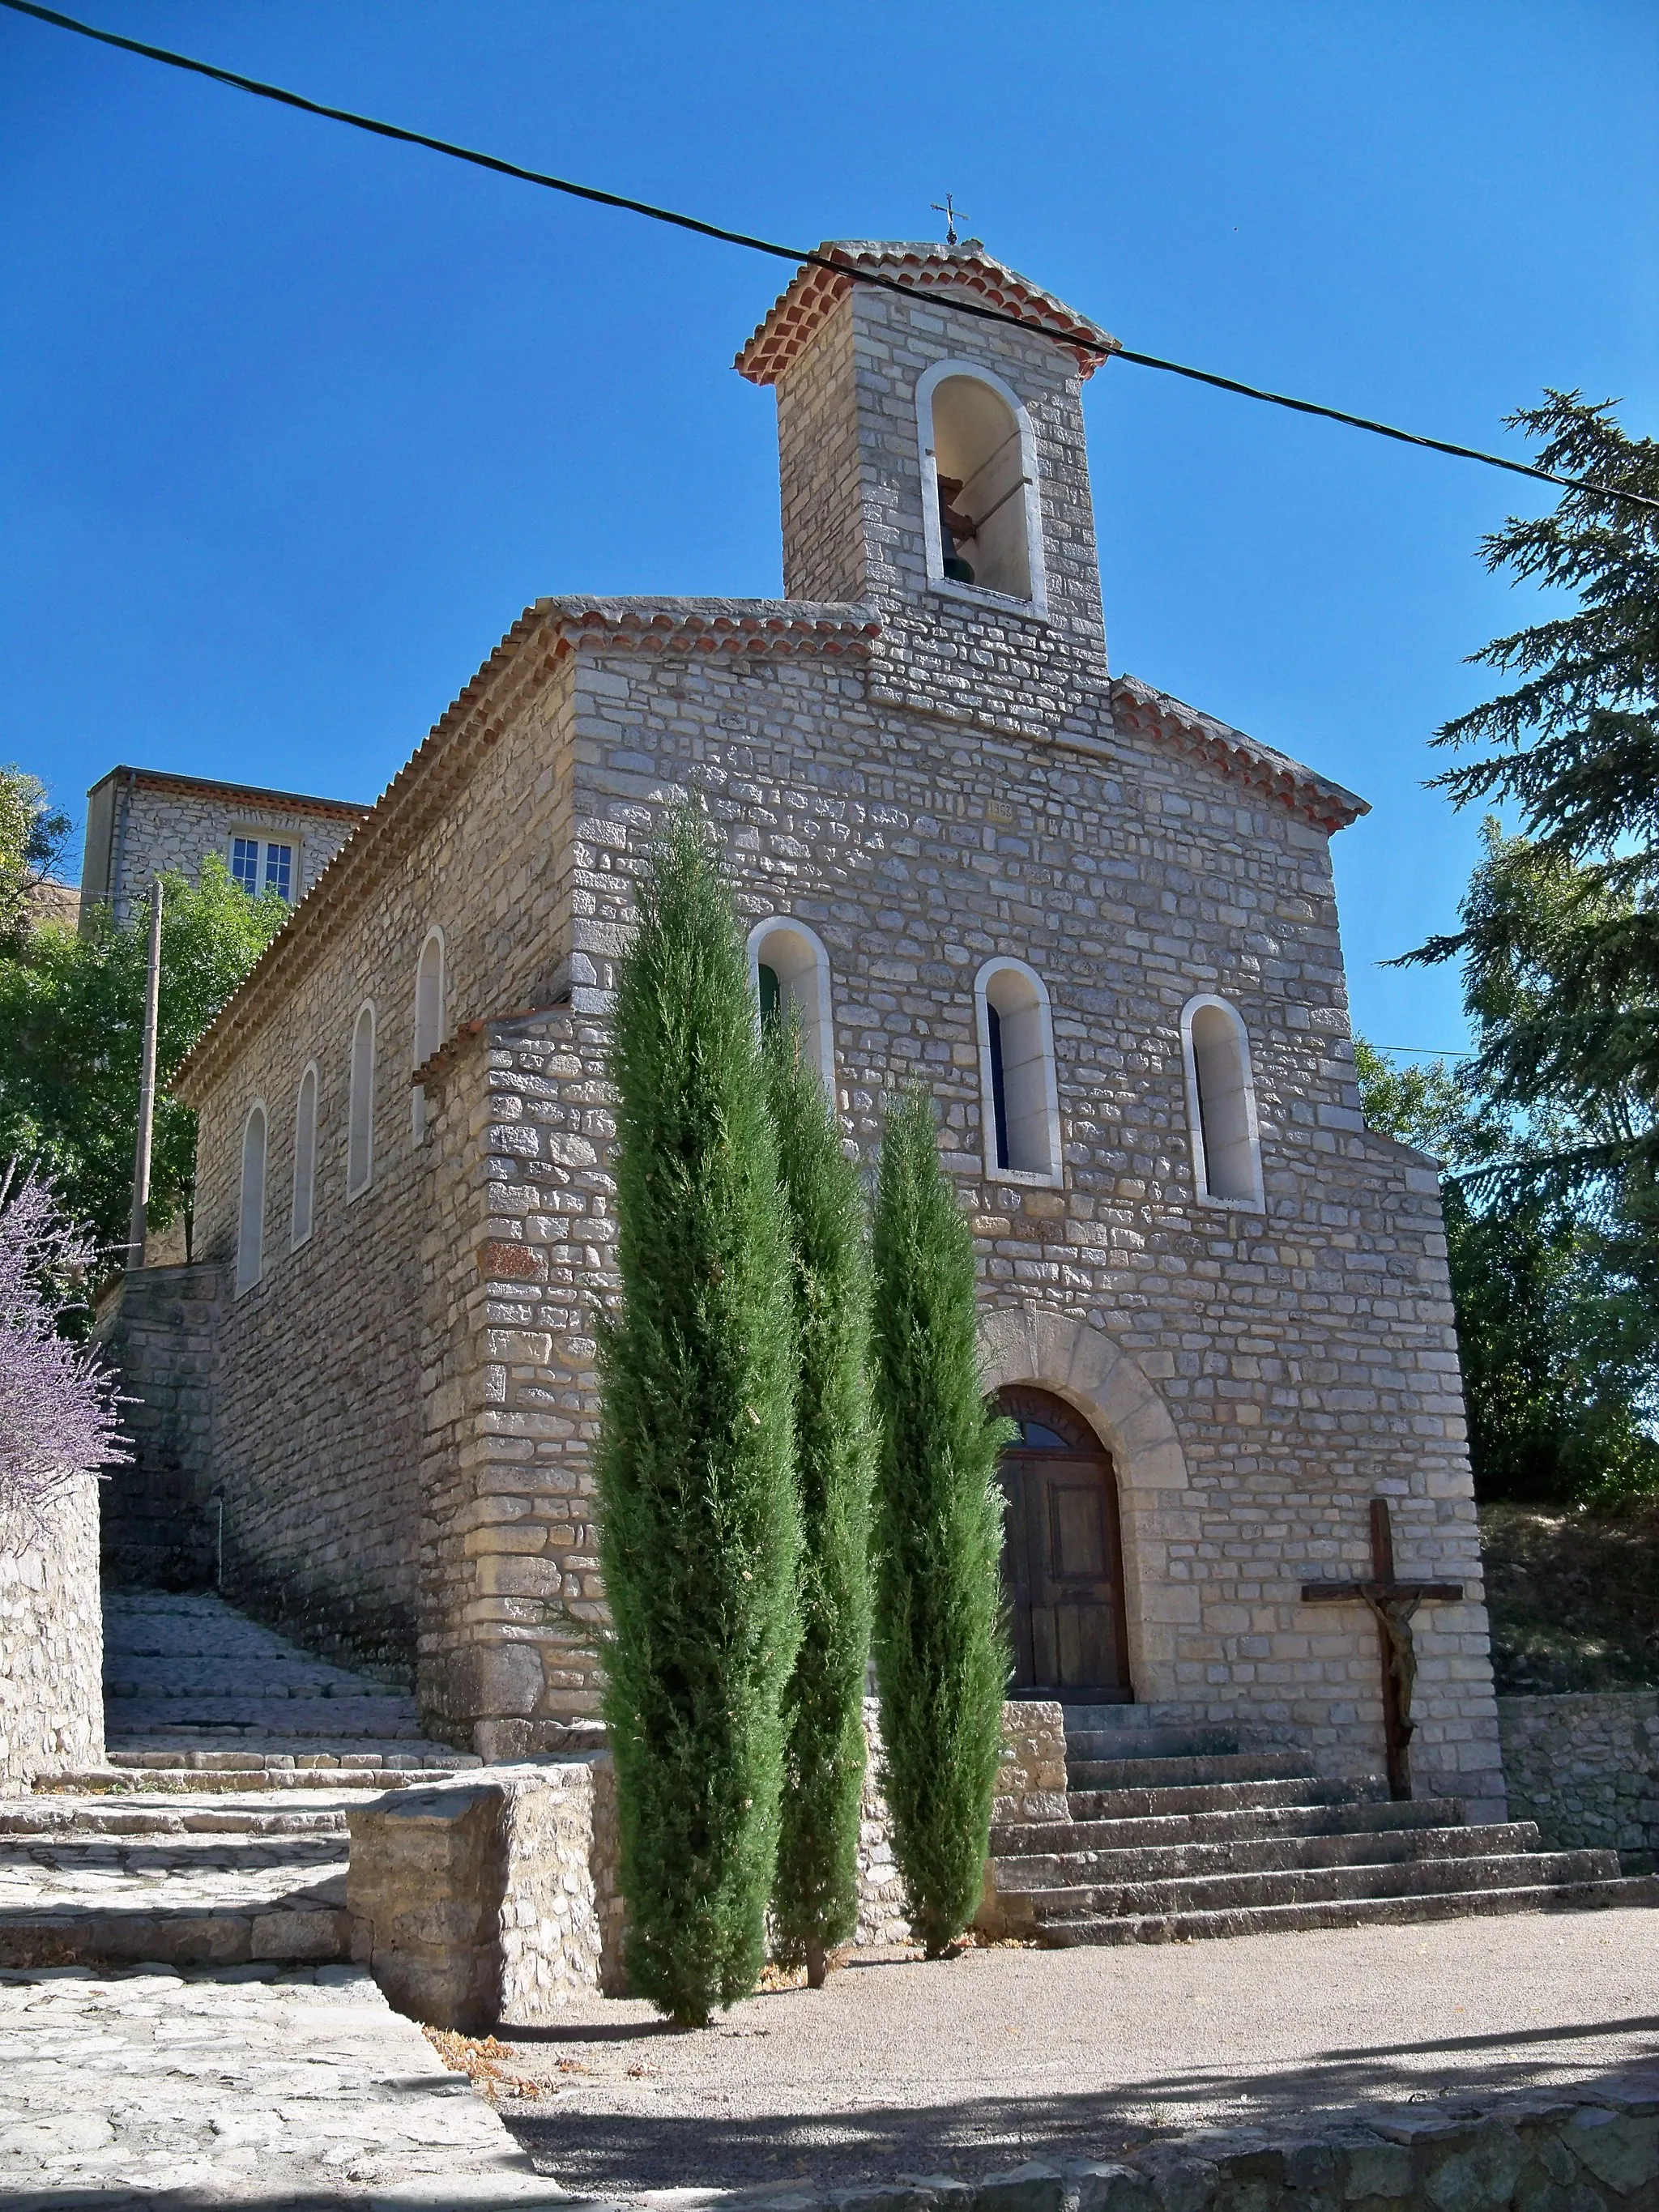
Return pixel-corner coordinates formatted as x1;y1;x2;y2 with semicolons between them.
1300;1499;1462;1799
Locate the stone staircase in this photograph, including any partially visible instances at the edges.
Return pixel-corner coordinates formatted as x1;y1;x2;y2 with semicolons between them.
0;1590;479;1971
988;1707;1659;1946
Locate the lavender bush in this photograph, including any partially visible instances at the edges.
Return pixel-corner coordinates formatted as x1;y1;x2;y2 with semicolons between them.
0;1162;127;1549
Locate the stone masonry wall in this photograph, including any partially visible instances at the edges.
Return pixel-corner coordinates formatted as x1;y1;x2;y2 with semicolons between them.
92;1264;223;1588
0;1475;104;1788
554;629;1500;1813
1499;1693;1659;1860
91;777;362;928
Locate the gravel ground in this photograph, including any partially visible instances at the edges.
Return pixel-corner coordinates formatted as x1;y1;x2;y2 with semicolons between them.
501;1912;1659;2203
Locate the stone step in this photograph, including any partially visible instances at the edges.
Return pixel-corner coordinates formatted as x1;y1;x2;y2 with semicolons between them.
104;1744;474;1771
1066;1750;1313;1792
1037;1872;1659;1946
0;1897;351;1970
39;1766;450;1795
993;1819;1544;1889
104;1696;425;1736
1062;1725;1242;1762
992;1794;1465;1856
1066;1775;1388;1820
0;1822;352;1969
0;1797;349;1836
106;1665;405;1699
1000;1845;1625;1923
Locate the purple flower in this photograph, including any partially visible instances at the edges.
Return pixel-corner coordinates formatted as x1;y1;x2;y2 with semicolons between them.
0;1163;130;1550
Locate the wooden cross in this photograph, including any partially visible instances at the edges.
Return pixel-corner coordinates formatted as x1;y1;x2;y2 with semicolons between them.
1300;1500;1463;1801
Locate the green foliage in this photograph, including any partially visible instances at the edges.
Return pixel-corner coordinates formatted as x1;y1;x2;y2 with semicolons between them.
0;765;72;950
594;809;800;2027
1356;1035;1659;1504
1406;393;1659;1204
764;1014;874;1986
0;853;286;1257
868;1084;1009;1958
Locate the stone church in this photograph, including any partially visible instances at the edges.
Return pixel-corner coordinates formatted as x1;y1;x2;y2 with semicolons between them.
109;240;1505;1821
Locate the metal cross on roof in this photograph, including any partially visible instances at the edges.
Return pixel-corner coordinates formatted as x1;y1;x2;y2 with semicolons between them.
931;194;964;248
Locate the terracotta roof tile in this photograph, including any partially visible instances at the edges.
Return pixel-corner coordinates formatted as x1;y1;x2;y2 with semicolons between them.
1111;673;1368;833
736;241;1119;386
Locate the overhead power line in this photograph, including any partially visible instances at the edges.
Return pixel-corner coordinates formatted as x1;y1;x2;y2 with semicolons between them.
5;0;1657;518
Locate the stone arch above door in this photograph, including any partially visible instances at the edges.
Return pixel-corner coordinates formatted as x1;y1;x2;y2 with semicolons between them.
979;1305;1194;1707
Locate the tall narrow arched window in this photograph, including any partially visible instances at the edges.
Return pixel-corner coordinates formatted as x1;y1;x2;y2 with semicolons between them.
412;928;446;1142
236;1102;267;1295
747;918;836;1092
291;1063;318;1249
917;360;1046;609
347;1002;376;1200
975;958;1061;1183
1181;995;1265;1208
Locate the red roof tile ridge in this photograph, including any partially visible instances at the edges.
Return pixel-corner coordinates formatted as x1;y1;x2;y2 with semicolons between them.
735;241;1118;386
1111;672;1369;832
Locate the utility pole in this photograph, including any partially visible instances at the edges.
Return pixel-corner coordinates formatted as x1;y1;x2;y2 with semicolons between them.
127;877;163;1272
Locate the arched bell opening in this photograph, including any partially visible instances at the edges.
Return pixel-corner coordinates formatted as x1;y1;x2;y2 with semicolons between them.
995;1384;1132;1705
918;360;1044;607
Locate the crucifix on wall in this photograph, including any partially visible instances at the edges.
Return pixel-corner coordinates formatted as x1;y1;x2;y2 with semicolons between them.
1300;1499;1463;1801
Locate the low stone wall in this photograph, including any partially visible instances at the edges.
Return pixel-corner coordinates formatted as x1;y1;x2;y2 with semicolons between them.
352;1701;1068;2025
1499;1691;1659;1859
681;2068;1659;2212
0;1473;104;1789
92;1262;222;1588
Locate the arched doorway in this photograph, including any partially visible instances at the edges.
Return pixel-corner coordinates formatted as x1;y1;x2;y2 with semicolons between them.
996;1387;1132;1704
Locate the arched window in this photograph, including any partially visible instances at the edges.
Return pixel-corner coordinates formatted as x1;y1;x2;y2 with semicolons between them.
747;918;836;1092
291;1063;318;1249
412;928;446;1142
975;958;1060;1182
917;360;1045;608
236;1102;267;1295
347;1002;376;1200
1181;995;1265;1208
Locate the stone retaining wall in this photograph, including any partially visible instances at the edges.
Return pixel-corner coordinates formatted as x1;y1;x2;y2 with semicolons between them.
1499;1692;1659;1860
0;1474;104;1789
92;1264;223;1588
351;1702;1067;2026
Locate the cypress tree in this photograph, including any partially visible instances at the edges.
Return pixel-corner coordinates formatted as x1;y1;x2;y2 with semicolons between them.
595;809;800;2027
765;1014;875;1988
869;1084;1011;1958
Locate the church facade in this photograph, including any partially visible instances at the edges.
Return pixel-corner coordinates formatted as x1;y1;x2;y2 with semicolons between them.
164;242;1505;1818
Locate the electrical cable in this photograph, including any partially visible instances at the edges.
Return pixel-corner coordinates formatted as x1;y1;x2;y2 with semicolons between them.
3;0;1656;518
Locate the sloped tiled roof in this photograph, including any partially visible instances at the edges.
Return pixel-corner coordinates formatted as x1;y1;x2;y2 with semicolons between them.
736;240;1119;386
173;598;876;1102
1111;673;1369;833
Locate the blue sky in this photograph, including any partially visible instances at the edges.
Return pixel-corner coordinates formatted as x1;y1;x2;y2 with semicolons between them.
2;1;1654;1055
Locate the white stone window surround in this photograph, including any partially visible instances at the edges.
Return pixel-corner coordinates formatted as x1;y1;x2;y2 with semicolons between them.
228;828;301;903
1180;994;1266;1211
291;1061;318;1251
746;916;836;1093
915;357;1049;618
347;1000;377;1201
974;957;1062;1187
412;926;446;1142
236;1100;268;1296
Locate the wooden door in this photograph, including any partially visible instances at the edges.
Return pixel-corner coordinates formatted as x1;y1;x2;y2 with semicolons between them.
996;1387;1132;1704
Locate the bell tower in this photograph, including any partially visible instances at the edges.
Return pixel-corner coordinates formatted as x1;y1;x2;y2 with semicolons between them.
735;241;1116;676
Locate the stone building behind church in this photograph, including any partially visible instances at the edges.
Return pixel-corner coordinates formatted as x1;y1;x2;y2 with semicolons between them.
108;241;1503;1818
